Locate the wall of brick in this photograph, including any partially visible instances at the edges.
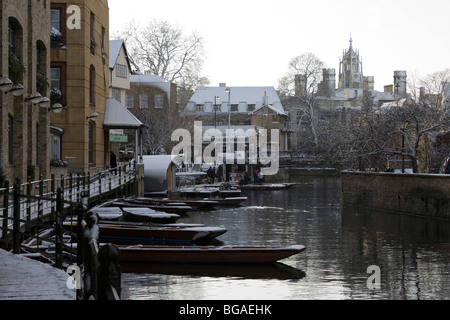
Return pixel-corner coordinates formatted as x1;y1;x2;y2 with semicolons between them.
341;171;450;220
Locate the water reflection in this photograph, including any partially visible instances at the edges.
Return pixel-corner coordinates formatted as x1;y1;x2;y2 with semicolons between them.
121;176;450;300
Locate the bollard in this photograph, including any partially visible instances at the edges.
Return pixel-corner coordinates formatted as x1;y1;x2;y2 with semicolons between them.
98;244;121;300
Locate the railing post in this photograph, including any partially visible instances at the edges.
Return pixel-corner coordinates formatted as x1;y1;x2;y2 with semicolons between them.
26;177;31;225
51;174;56;220
55;188;63;269
12;183;20;254
2;180;10;249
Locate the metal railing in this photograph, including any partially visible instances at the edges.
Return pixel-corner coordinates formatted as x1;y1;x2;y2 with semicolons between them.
0;161;136;250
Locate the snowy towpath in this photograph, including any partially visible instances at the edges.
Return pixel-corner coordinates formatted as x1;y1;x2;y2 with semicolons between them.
0;249;74;300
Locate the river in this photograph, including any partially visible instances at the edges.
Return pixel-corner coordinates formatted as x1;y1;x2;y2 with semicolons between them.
121;175;450;300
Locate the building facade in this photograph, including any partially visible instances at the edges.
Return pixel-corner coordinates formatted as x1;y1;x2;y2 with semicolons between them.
1;0;51;183
50;0;110;172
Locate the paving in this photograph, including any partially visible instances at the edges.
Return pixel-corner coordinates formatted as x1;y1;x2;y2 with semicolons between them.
0;248;75;300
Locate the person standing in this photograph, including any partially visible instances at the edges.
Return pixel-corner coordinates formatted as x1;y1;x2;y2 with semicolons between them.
110;151;117;175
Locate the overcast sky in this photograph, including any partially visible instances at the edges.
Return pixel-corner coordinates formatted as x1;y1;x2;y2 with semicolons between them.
108;0;449;92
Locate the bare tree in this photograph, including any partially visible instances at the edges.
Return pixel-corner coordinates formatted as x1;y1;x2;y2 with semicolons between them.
278;53;326;150
115;19;207;86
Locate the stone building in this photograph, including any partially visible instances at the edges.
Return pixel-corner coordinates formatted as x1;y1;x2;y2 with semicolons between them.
0;0;52;183
50;0;110;172
124;73;178;155
287;38;409;150
181;84;291;152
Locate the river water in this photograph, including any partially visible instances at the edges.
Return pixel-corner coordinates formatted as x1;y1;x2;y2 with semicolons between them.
121;175;450;300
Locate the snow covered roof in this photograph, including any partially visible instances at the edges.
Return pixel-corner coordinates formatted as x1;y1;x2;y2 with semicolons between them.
109;40;131;71
104;98;144;129
143;155;180;192
187;86;285;113
130;74;172;97
130;73;165;83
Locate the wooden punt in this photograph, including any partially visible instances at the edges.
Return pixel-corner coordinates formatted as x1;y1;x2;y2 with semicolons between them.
118;244;306;264
63;221;227;245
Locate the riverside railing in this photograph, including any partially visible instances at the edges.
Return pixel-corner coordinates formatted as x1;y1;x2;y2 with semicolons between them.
0;161;136;251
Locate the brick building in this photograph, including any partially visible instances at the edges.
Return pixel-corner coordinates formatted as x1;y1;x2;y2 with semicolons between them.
50;0;110;172
0;0;51;183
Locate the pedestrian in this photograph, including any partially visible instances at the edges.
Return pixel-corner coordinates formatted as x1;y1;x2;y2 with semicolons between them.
445;157;450;174
254;170;259;184
257;170;264;184
216;165;223;182
110;151;117;175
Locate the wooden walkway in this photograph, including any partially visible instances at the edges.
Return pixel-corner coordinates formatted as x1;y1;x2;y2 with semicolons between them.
0;248;74;300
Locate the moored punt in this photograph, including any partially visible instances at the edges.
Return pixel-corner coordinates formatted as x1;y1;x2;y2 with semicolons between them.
115;199;193;215
121;207;180;223
211;196;247;206
237;183;297;190
134;197;219;210
118;244;306;264
63;221;227;245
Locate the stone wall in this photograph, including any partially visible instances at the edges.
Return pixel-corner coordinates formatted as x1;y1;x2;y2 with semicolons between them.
341;171;450;220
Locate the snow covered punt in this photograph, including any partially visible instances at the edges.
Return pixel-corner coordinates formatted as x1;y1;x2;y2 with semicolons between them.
143;155;181;196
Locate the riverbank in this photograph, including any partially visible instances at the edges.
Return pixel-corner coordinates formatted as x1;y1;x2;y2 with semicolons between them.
341;171;450;220
0;249;74;300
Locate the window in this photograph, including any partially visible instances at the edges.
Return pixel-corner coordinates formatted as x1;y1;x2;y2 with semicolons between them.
50;133;62;161
112;88;121;102
89;65;96;107
116;64;128;78
101;27;106;61
50;8;62;44
36;123;40;164
231;104;238;112
126;94;134;108
50;63;66;105
247;104;256;112
139;94;148;109
154;94;164;109
90;12;95;55
8;115;13;165
196;104;204;112
8;24;16;54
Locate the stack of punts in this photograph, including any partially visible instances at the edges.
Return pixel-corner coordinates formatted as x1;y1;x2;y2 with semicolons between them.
91;203;181;223
63;220;227;245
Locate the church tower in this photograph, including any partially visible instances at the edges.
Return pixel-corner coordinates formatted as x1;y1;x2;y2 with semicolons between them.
338;37;364;89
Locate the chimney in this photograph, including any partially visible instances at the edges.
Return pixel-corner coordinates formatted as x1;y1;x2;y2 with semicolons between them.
263;91;269;106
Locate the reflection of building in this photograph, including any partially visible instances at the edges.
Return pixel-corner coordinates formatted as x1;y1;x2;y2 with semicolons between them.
1;0;51;182
50;0;110;172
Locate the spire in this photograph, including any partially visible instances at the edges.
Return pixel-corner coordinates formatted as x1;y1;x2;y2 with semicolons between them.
349;33;353;50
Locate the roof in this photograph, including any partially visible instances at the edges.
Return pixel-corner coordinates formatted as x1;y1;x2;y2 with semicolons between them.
109;40;131;71
143;155;180;192
103;98;144;129
187;86;285;113
130;74;172;97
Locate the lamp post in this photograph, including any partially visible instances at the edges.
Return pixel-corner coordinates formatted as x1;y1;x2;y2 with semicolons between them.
401;121;409;173
214;96;220;129
225;87;231;129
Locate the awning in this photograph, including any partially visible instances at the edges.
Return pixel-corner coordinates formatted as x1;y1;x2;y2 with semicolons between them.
143;155;182;192
103;98;144;129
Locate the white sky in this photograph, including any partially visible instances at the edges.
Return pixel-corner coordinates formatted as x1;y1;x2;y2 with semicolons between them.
108;0;449;92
